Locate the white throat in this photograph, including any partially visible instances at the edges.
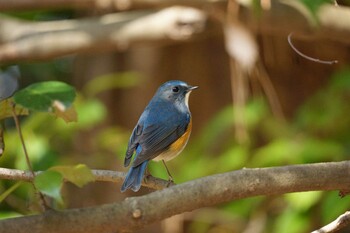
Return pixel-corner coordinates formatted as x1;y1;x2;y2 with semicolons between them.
184;92;192;108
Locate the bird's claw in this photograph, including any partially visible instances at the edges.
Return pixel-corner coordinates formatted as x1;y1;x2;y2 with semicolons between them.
166;177;175;187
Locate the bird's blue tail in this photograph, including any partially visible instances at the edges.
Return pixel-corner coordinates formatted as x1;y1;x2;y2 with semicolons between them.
121;161;148;192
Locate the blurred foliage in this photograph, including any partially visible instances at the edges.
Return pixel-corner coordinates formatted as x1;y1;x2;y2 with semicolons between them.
285;0;333;26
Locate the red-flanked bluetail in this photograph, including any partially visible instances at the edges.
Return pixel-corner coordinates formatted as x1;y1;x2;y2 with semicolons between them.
121;80;198;192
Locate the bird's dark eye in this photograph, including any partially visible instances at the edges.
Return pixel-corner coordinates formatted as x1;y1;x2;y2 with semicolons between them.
172;86;179;92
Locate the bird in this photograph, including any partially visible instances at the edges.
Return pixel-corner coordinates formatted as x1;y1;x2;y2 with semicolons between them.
121;80;198;192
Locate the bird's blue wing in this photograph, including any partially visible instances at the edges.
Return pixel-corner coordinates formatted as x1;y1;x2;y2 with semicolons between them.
124;123;143;167
132;118;189;167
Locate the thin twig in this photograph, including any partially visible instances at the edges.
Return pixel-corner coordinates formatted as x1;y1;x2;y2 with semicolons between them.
10;104;34;174
255;61;285;121
311;211;350;233
0;167;171;191
11;103;48;211
287;32;338;65
230;60;249;143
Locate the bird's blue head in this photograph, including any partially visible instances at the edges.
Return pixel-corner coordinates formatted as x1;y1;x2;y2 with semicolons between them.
154;80;198;107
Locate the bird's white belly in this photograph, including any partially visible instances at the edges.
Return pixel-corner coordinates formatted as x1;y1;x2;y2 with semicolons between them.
153;142;187;162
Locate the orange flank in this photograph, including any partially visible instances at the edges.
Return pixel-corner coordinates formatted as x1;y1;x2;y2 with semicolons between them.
170;119;192;152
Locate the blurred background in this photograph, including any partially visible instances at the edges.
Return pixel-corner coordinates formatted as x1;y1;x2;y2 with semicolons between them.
1;0;350;232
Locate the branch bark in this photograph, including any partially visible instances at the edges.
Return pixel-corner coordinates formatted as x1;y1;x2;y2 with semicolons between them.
1;161;350;233
0;6;209;62
312;211;350;233
0;167;170;190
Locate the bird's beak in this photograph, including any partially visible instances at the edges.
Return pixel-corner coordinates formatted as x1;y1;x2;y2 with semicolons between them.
187;85;198;91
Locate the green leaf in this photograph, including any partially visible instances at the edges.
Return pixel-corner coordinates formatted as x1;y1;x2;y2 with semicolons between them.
50;164;95;188
34;170;63;204
13;81;76;112
0;182;23;203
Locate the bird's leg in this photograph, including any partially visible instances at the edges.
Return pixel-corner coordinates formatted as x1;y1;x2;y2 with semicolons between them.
144;167;152;183
162;160;175;186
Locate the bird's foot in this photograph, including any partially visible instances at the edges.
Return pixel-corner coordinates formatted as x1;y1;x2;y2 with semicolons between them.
166;177;176;187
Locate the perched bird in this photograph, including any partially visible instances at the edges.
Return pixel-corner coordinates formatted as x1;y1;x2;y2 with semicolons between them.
121;80;198;192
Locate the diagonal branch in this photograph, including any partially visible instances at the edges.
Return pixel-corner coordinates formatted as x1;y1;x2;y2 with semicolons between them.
311;211;350;233
1;161;350;233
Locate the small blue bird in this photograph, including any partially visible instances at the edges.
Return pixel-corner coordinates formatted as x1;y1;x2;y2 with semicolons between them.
121;80;198;192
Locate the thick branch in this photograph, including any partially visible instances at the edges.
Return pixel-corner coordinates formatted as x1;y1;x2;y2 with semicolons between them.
0;167;170;190
1;161;350;233
0;6;209;62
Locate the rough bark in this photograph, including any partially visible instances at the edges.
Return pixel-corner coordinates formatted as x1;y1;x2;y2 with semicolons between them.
1;161;350;233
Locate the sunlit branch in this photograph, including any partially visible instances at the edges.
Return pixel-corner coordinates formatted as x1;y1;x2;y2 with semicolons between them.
311;211;350;233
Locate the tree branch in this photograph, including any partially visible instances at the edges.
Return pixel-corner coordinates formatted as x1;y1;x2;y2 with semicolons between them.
311;211;350;233
0;0;225;11
1;161;350;233
0;6;209;62
0;167;170;190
